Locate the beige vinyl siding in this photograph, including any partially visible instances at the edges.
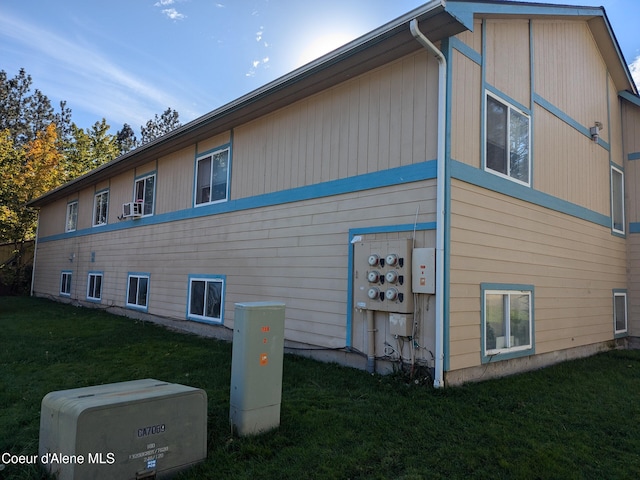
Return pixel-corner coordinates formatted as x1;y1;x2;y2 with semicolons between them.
232;51;438;200
108;171;134;223
533;20;608;131
136;160;157;178
197;132;231;157
455;19;483;54
38;198;67;238
77;188;95;231
450;48;482;168
485;19;531;108
449;179;626;371
622;102;640;224
607;75;623;165
534;104;611;214
33;180;437;350
156;146;196;214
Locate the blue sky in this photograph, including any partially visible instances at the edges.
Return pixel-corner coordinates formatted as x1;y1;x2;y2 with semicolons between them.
0;0;638;136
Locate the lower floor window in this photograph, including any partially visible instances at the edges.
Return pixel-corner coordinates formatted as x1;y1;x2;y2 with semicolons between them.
60;271;72;296
483;284;534;358
614;290;627;335
127;274;149;310
188;276;224;323
87;272;103;301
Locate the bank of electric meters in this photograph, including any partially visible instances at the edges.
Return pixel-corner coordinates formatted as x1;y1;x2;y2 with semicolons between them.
353;239;435;314
353;239;414;314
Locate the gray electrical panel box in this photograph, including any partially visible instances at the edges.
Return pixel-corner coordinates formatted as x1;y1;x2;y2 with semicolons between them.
230;302;285;436
39;379;207;480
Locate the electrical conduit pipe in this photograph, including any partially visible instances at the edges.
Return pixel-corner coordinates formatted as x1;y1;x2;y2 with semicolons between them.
409;18;446;388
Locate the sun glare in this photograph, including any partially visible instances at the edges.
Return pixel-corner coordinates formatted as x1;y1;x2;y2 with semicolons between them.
296;32;355;67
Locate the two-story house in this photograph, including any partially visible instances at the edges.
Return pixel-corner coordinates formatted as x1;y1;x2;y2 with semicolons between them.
28;0;640;386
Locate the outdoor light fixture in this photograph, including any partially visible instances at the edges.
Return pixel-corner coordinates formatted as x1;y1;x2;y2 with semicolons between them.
590;121;603;142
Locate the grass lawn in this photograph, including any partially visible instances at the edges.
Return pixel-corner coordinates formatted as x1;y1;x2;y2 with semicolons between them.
2;296;640;479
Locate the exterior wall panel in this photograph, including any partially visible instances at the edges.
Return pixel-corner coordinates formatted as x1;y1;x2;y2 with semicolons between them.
534;105;610;214
533;20;608;130
156;146;196;214
448;179;626;371
485;19;531;108
450;49;482;168
231;51;438;201
34;180;437;354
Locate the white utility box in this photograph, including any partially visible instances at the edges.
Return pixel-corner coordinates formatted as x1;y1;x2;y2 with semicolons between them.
230;302;285;436
39;379;207;480
412;247;436;294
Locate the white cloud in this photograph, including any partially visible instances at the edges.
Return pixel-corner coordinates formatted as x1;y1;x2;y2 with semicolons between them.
154;0;175;5
161;8;186;20
0;12;198;129
630;55;640;90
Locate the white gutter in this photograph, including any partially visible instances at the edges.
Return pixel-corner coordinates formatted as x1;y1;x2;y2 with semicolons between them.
410;19;446;388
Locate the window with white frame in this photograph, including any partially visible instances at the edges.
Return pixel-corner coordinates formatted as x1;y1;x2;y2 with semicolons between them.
66;201;78;232
87;272;103;301
134;174;155;216
611;165;625;235
485;92;530;185
127;274;149;310
614;290;627;335
93;190;109;226
60;271;72;296
483;285;533;357
188;276;224;323
195;148;229;206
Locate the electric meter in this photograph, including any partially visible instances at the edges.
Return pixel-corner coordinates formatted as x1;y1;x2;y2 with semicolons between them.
368;287;380;300
385;270;399;284
368;254;380;266
385;253;399;266
385;288;399;301
367;270;381;283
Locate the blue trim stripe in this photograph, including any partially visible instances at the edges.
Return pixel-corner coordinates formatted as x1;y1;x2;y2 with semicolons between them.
451;160;611;228
629;223;640;234
486;84;532;115
628;152;640;161
449;37;482;66
533;93;610;150
39;161;438;243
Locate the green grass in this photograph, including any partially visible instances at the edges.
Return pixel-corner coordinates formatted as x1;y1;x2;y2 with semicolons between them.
2;296;640;479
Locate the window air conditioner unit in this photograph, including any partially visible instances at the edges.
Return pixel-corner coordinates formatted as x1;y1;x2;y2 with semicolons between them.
122;202;143;218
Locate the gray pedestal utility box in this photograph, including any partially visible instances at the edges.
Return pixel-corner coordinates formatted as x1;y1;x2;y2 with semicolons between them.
230;302;285;436
39;379;207;480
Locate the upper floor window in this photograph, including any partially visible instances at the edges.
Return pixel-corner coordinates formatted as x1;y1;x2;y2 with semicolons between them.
134;173;156;216
611;165;625;235
195;147;230;206
66;201;78;232
93;190;109;226
485;92;530;186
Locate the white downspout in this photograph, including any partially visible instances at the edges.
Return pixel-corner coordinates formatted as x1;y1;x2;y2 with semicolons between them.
410;19;446;388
